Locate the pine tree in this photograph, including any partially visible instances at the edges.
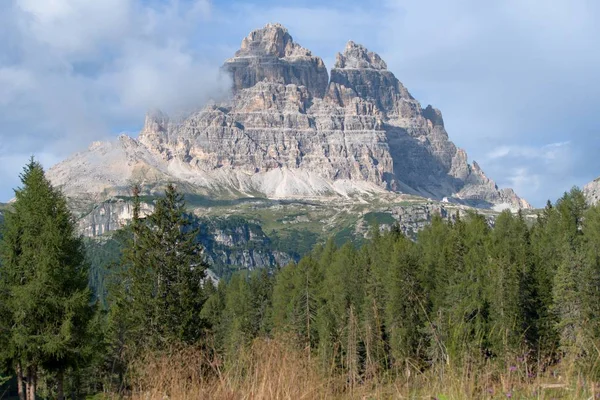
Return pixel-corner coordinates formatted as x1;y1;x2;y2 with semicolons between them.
418;214;452;314
488;211;533;359
0;159;95;400
443;213;491;364
221;273;255;362
384;233;425;371
359;243;389;378
199;280;226;352
116;184;209;353
248;269;274;337
271;253;322;355
579;203;600;372
550;188;587;358
316;243;362;373
529;200;561;356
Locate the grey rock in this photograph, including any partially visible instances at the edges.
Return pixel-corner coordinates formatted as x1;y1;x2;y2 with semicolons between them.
47;23;530;212
77;198;154;237
223;23;329;99
584;177;600;204
78;198;295;271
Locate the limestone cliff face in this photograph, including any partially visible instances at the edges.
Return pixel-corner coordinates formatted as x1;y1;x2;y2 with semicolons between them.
223;23;329;99
584;178;600;204
78;199;294;271
47;23;529;210
76;198;154;237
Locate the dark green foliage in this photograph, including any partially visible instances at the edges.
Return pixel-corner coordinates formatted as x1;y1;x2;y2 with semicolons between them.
0;159;96;399
110;184;210;357
203;192;600;380
84;234;126;306
5;157;600;394
269;228;319;259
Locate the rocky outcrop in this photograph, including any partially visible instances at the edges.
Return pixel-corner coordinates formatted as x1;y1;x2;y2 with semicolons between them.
328;41;415;116
223;23;329;99
78;198;295;272
584;178;600;204
47;23;529;210
77;198;154;237
198;216;294;271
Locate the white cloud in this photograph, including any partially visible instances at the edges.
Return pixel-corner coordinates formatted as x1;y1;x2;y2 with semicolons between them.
506;167;542;194
0;0;228;199
0;67;34;105
1;0;599;207
16;0;132;56
486;142;571;161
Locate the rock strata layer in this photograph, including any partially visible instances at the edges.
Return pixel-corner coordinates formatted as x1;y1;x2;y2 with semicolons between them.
47;23;530;211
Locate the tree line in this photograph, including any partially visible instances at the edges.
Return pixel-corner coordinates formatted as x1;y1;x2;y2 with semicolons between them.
2;160;600;398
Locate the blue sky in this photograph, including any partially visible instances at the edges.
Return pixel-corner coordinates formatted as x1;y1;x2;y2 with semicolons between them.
1;0;599;207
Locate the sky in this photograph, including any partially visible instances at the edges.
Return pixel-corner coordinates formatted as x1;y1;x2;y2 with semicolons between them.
0;0;599;207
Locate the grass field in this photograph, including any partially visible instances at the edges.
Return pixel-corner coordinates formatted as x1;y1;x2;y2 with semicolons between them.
114;339;599;400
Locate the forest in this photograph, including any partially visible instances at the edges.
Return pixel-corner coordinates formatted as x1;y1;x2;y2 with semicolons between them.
2;160;600;399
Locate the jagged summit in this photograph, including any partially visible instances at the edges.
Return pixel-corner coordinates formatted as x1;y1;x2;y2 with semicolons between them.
422;105;444;127
335;41;388;70
234;23;313;59
47;23;531;211
223;23;329;98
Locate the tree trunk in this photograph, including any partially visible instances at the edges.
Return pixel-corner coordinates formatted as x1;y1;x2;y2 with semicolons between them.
57;370;65;400
16;363;25;400
26;366;36;400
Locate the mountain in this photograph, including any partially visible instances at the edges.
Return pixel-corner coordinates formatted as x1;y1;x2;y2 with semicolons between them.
40;23;538;279
584;177;600;204
47;23;529;211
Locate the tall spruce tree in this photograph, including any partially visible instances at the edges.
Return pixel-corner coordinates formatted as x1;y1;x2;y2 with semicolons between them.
579;203;600;372
550;188;587;358
384;233;425;370
0;159;95;400
488;211;534;359
117;184;209;351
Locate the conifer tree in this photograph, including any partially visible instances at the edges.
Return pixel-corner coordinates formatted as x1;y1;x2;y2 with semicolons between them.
384;233;425;370
316;243;361;372
248;269;274;337
579;203;600;370
0;159;95;400
271;254;322;354
529;200;561;355
199;280;226;351
488;211;533;359
550;188;587;358
359;243;389;377
443;213;491;364
116;184;209;352
221;273;256;361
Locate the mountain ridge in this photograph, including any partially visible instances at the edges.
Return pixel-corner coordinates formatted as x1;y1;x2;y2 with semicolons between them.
47;23;530;211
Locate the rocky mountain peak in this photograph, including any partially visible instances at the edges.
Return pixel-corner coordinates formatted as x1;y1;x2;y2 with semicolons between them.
142;110;169;133
335;41;388;70
328;41;413;114
223;23;328;98
422;105;444;127
47;23;530;212
236;23;312;59
138;110;172;159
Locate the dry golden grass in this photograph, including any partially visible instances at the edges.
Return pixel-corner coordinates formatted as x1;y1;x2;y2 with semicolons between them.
118;339;599;400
